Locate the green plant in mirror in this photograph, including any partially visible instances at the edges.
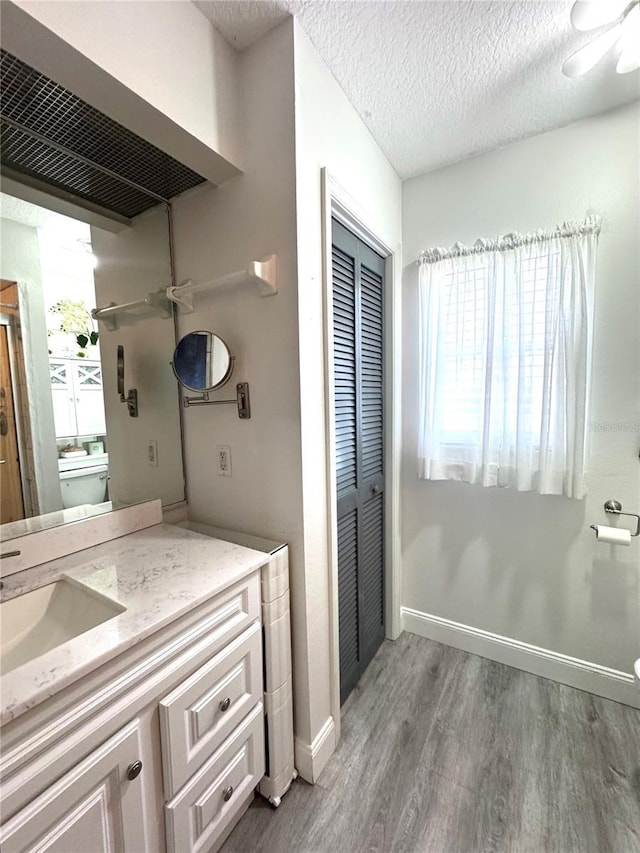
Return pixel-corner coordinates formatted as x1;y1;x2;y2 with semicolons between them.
75;331;100;354
48;299;99;358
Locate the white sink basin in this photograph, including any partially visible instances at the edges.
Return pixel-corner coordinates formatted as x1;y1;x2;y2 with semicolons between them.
635;658;640;688
1;580;124;674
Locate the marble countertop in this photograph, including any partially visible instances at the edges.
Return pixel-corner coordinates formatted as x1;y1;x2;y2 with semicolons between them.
0;502;113;541
0;523;268;726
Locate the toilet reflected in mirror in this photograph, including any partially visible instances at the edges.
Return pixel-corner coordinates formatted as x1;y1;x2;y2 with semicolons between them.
172;332;234;392
58;455;109;509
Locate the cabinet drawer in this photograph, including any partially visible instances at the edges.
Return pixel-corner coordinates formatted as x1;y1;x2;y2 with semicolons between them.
159;622;262;797
165;702;265;853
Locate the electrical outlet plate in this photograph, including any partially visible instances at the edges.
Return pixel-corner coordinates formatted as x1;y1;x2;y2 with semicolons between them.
147;439;158;467
217;445;231;477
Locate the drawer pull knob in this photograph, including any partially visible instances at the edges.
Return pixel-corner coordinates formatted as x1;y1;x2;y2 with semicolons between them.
220;697;231;712
126;760;143;780
223;785;234;802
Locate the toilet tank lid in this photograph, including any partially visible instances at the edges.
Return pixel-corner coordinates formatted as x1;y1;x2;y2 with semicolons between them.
58;453;109;472
59;464;108;480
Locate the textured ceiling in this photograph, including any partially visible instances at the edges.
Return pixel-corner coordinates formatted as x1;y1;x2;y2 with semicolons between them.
195;0;640;179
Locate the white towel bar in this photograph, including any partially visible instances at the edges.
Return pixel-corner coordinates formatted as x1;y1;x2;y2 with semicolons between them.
166;255;277;313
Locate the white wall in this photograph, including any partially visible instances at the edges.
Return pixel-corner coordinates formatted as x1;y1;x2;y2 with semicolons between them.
402;104;640;679
170;17;312;762
0;218;61;514
172;20;300;553
91;206;185;509
292;21;402;773
2;0;242;183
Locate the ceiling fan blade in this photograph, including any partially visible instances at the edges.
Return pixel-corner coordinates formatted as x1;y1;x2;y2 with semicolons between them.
562;21;623;77
617;46;640;73
616;4;640;72
570;0;627;31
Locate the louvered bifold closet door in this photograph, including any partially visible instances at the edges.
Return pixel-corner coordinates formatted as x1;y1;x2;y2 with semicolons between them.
332;218;385;705
359;259;385;669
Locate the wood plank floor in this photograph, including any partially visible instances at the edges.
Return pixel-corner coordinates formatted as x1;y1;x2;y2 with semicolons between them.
224;633;640;853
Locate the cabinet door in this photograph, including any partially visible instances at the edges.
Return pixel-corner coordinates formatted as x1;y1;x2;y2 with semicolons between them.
49;360;76;438
73;361;106;436
0;719;149;853
49;359;106;438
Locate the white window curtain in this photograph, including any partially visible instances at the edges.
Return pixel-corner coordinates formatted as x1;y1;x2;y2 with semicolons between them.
417;216;600;499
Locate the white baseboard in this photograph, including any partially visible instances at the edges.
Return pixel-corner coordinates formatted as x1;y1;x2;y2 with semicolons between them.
402;607;639;709
294;715;336;784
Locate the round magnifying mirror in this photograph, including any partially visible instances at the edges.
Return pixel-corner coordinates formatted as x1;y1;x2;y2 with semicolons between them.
172;331;234;392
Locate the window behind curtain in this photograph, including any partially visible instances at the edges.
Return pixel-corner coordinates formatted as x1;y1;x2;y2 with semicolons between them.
418;218;599;498
440;250;561;443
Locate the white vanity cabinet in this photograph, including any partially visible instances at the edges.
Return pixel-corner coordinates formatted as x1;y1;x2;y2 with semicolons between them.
0;719;149;853
0;569;265;853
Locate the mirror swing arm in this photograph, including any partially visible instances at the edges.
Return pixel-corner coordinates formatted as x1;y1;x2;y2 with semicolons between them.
117;345;138;418
121;386;138;418
182;382;251;419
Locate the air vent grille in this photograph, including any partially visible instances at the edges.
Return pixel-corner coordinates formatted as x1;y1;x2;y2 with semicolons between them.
0;50;207;219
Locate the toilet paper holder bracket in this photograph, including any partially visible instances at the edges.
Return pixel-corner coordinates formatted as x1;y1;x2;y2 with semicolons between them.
590;500;640;537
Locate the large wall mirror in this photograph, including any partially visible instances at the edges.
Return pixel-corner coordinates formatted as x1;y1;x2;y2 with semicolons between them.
0;190;185;540
0;38;207;543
